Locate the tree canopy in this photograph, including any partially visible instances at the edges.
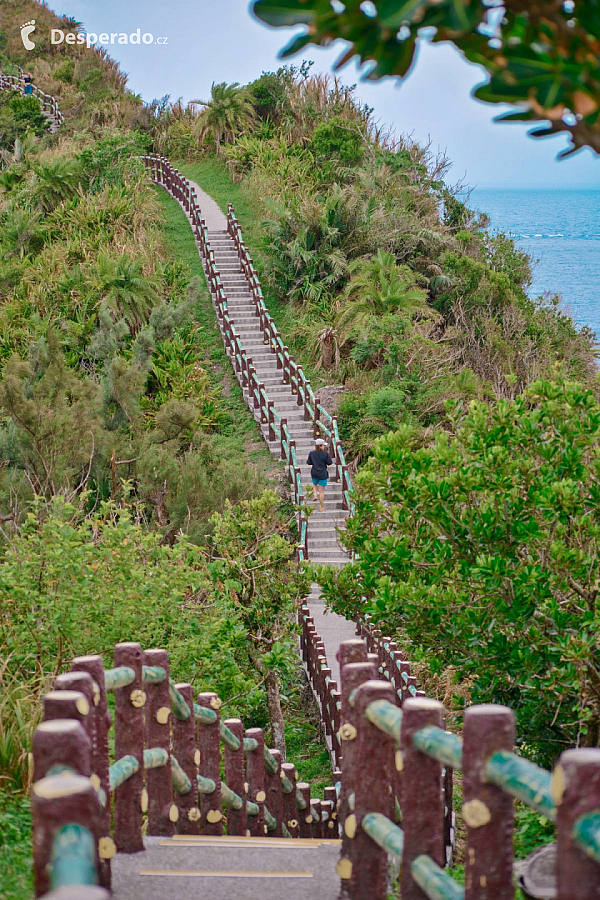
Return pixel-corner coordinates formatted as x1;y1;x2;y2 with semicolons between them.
252;0;600;158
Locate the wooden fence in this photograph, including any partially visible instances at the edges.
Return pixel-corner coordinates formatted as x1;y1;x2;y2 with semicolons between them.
329;637;600;900
142;155;355;563
0;71;64;126
31;643;339;898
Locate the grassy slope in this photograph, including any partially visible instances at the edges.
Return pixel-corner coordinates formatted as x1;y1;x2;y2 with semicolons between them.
154;182;279;479
177;158;322;386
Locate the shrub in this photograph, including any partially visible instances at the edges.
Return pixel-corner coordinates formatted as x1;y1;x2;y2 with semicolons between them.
311;116;364;164
319;377;600;763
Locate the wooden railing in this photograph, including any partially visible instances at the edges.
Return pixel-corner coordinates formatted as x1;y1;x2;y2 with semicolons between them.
142;155;311;560
0;72;64;126
300;608;455;863
331;636;600;900
227;204;355;513
32;643;340;898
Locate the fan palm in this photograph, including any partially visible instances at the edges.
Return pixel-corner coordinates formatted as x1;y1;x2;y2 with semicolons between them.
31;157;85;214
335;250;436;348
92;253;159;331
192;82;256;153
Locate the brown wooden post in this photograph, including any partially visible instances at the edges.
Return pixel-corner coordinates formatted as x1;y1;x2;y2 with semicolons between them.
282;763;299;837
337;651;377;891
113;642;144;853
314;397;322;439
196;692;223;835
223;718;246;837
172;683;200;834
463;705;515;900
33;720;90;782
72;655;111;888
245;727;266;836
268;402;276;442
32;772;100;897
143;649;174;836
297;782;312;838
53;672;96;752
312;799;323;839
556;748;600;900
324;786;338;838
265;749;284;837
401;698;445;900
351;680;396;900
280;417;288;461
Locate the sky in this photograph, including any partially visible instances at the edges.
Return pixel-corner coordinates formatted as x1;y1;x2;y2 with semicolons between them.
47;0;599;189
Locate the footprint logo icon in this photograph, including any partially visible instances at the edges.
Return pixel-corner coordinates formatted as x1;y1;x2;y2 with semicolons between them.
20;20;36;51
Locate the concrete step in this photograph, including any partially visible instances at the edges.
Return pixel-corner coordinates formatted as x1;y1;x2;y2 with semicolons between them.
111;835;341;900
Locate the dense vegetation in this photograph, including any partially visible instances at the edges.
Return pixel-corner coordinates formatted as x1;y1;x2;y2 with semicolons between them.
1;1;598;893
154;62;599;767
0;11;326;886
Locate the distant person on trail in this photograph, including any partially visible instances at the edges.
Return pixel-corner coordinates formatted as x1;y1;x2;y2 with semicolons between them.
307;438;332;512
23;76;33;95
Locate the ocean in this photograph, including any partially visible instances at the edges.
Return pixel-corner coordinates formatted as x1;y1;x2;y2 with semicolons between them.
470;188;600;339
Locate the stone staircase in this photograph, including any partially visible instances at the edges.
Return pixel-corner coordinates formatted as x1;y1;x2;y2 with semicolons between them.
204;224;349;570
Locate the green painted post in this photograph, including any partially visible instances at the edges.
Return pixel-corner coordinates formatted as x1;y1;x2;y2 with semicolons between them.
556;748;600;900
463;705;515;900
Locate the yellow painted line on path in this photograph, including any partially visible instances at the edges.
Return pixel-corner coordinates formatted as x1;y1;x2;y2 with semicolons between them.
139;869;314;878
159;840;333;850
168;835;339;846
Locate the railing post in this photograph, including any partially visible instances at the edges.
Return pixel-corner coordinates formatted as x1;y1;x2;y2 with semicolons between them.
280;418;288;461
143;649;174;836
172;683;200;834
324;786;338;837
463;705;515;899
351;680;397;900
32;772;100;898
196;692;223;835
268;402;276;442
314;398;322;439
245;727;266;836
223;718;246;837
282;763;299;837
337;644;377;891
297;782;312;838
265;748;284;837
33;719;90;783
113;642;145;853
556;748;600;900
72;655;111;886
401;698;445;900
312;799;323;839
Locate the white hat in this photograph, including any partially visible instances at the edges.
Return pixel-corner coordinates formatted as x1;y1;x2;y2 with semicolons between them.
315;438;327;446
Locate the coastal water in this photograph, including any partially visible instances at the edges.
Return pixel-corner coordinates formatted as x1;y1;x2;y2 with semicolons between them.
471;188;600;339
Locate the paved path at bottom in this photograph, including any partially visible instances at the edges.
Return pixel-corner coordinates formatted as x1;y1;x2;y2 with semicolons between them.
112;835;341;900
307;584;357;685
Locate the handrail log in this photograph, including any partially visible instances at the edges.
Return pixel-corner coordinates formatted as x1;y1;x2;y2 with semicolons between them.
572;811;600;863
104;667;135;691
108;755;139;792
49;824;97;891
142;665;167;684
411;855;464;900
412;726;463;770
484;750;555;820
365;699;402;741
362;812;404;858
